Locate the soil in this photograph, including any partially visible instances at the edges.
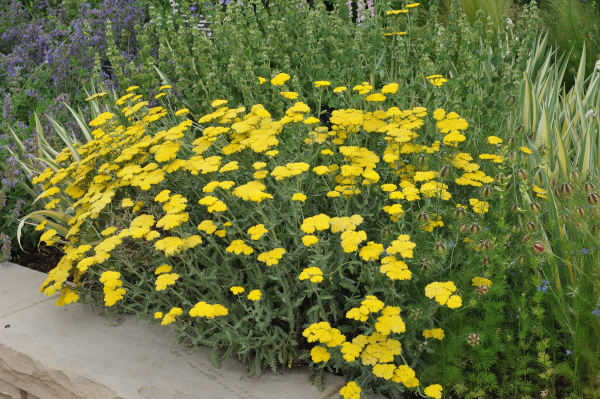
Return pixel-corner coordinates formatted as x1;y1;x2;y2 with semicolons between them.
12;244;63;273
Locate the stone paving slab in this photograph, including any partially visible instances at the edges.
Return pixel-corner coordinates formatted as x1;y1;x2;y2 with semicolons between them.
0;263;380;399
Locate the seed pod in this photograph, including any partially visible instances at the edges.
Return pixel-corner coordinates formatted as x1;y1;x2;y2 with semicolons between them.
420;258;431;271
576;207;585;218
554;188;562;198
570;171;580;182
470;222;482;234
507;136;516;146
588;193;600;205
435;242;446;255
551;177;557;188
518;254;527;264
508;151;517;163
527;222;536;232
530;202;541;214
516;125;524;134
416;154;427;166
584;182;595;193
482;185;492;198
476;285;489;295
467;333;481;346
517;169;527;181
454;206;466;219
439;165;451;178
522;234;531;243
482;256;491;266
560;183;574;197
417;211;429;223
532;241;544;253
459;224;469;234
511;224;520;233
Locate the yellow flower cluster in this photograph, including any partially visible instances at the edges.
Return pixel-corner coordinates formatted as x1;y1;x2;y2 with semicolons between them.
423;328;445;340
299;266;324;283
425;281;462;308
302;321;346;347
471;276;493;287
189;301;228;319
99;270;126;307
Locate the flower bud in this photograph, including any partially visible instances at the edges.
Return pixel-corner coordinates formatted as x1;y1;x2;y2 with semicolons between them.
439;165;451;178
560;183;574;197
455;206;466;220
481;185;492;198
551;178;557;188
522;234;531;243
416;154;427;166
569;171;580;182
553;188;562;198
420;258;431;271
584;182;594;193
470;222;482;234
532;241;544;253
517;169;527;181
477;285;489;295
575;207;585;218
588;193;600;205
526;222;536;232
511;224;520;233
518;254;527;264
435;242;446;255
482;256;491;266
508;151;517;163
507;136;516;146
530;202;541;214
417;211;429;223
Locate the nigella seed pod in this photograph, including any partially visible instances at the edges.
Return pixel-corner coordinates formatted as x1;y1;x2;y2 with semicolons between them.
482;256;491;266
440;165;451;178
530;202;541;214
417;211;429;223
554;188;562;198
522;234;531;243
435;242;447;255
507;136;516;146
482;185;492;198
459;224;469;233
532;241;545;253
516;125;524;134
569;171;580;182
551;178;558;188
517;169;528;181
518;254;527;264
470;222;482;234
420;258;431;271
508;151;517;163
511;224;520;233
455;206;466;219
588;193;600;205
484;239;493;250
477;285;489;295
560;183;574;197
527;222;536;232
576;207;585;218
584;182;595;193
467;333;481;346
416;154;427;165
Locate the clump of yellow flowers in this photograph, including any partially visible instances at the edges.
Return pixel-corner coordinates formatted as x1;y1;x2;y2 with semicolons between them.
28;72;521;398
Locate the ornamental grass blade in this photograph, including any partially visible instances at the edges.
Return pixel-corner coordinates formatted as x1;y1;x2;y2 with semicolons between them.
7;126;26;154
34;113;59;158
16;210;69;250
64;103;93;143
47;115;81;163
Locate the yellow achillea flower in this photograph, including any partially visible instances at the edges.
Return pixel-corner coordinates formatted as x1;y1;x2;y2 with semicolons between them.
99;270;126;307
393;365;419;387
301;214;331;234
232;180;273;202
257;76;266;84
40;229;58;246
479;153;503;163
155;264;173;275
469;198;489;214
310;346;330;362
375;306;406;335
299;266;323;283
333;86;347;93
406;2;420;7
339;381;361;399
426;74;447;87
373;363;396;380
189;301;228;318
292;192;307;202
230;286;245;295
471;276;492;287
126;85;139;92
159;84;172;90
247;224;268;240
487;135;503;145
155;273;179;291
314;80;331;87
520;146;532;154
56;286;79;307
154;236;185;257
425;281;462;308
155;92;166;100
257;248;286;266
381;83;398;94
271;73;290;86
211;99;228;108
365;93;386;102
301;235;319;247
280;91;299;100
226;240;254;255
380;256;412;280
424;384;443;399
101;227;117;236
198;220;218;234
303;321;346;347
121;198;134;208
383;32;407;36
154;312;163;319
247;289;262;301
359;241;384;261
533;184;548;199
85;92;108;101
386;9;408;14
161;307;183;326
423;328;445;340
174;108;189;116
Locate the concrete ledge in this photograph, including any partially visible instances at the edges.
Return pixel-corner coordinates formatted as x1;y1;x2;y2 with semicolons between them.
0;262;366;399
